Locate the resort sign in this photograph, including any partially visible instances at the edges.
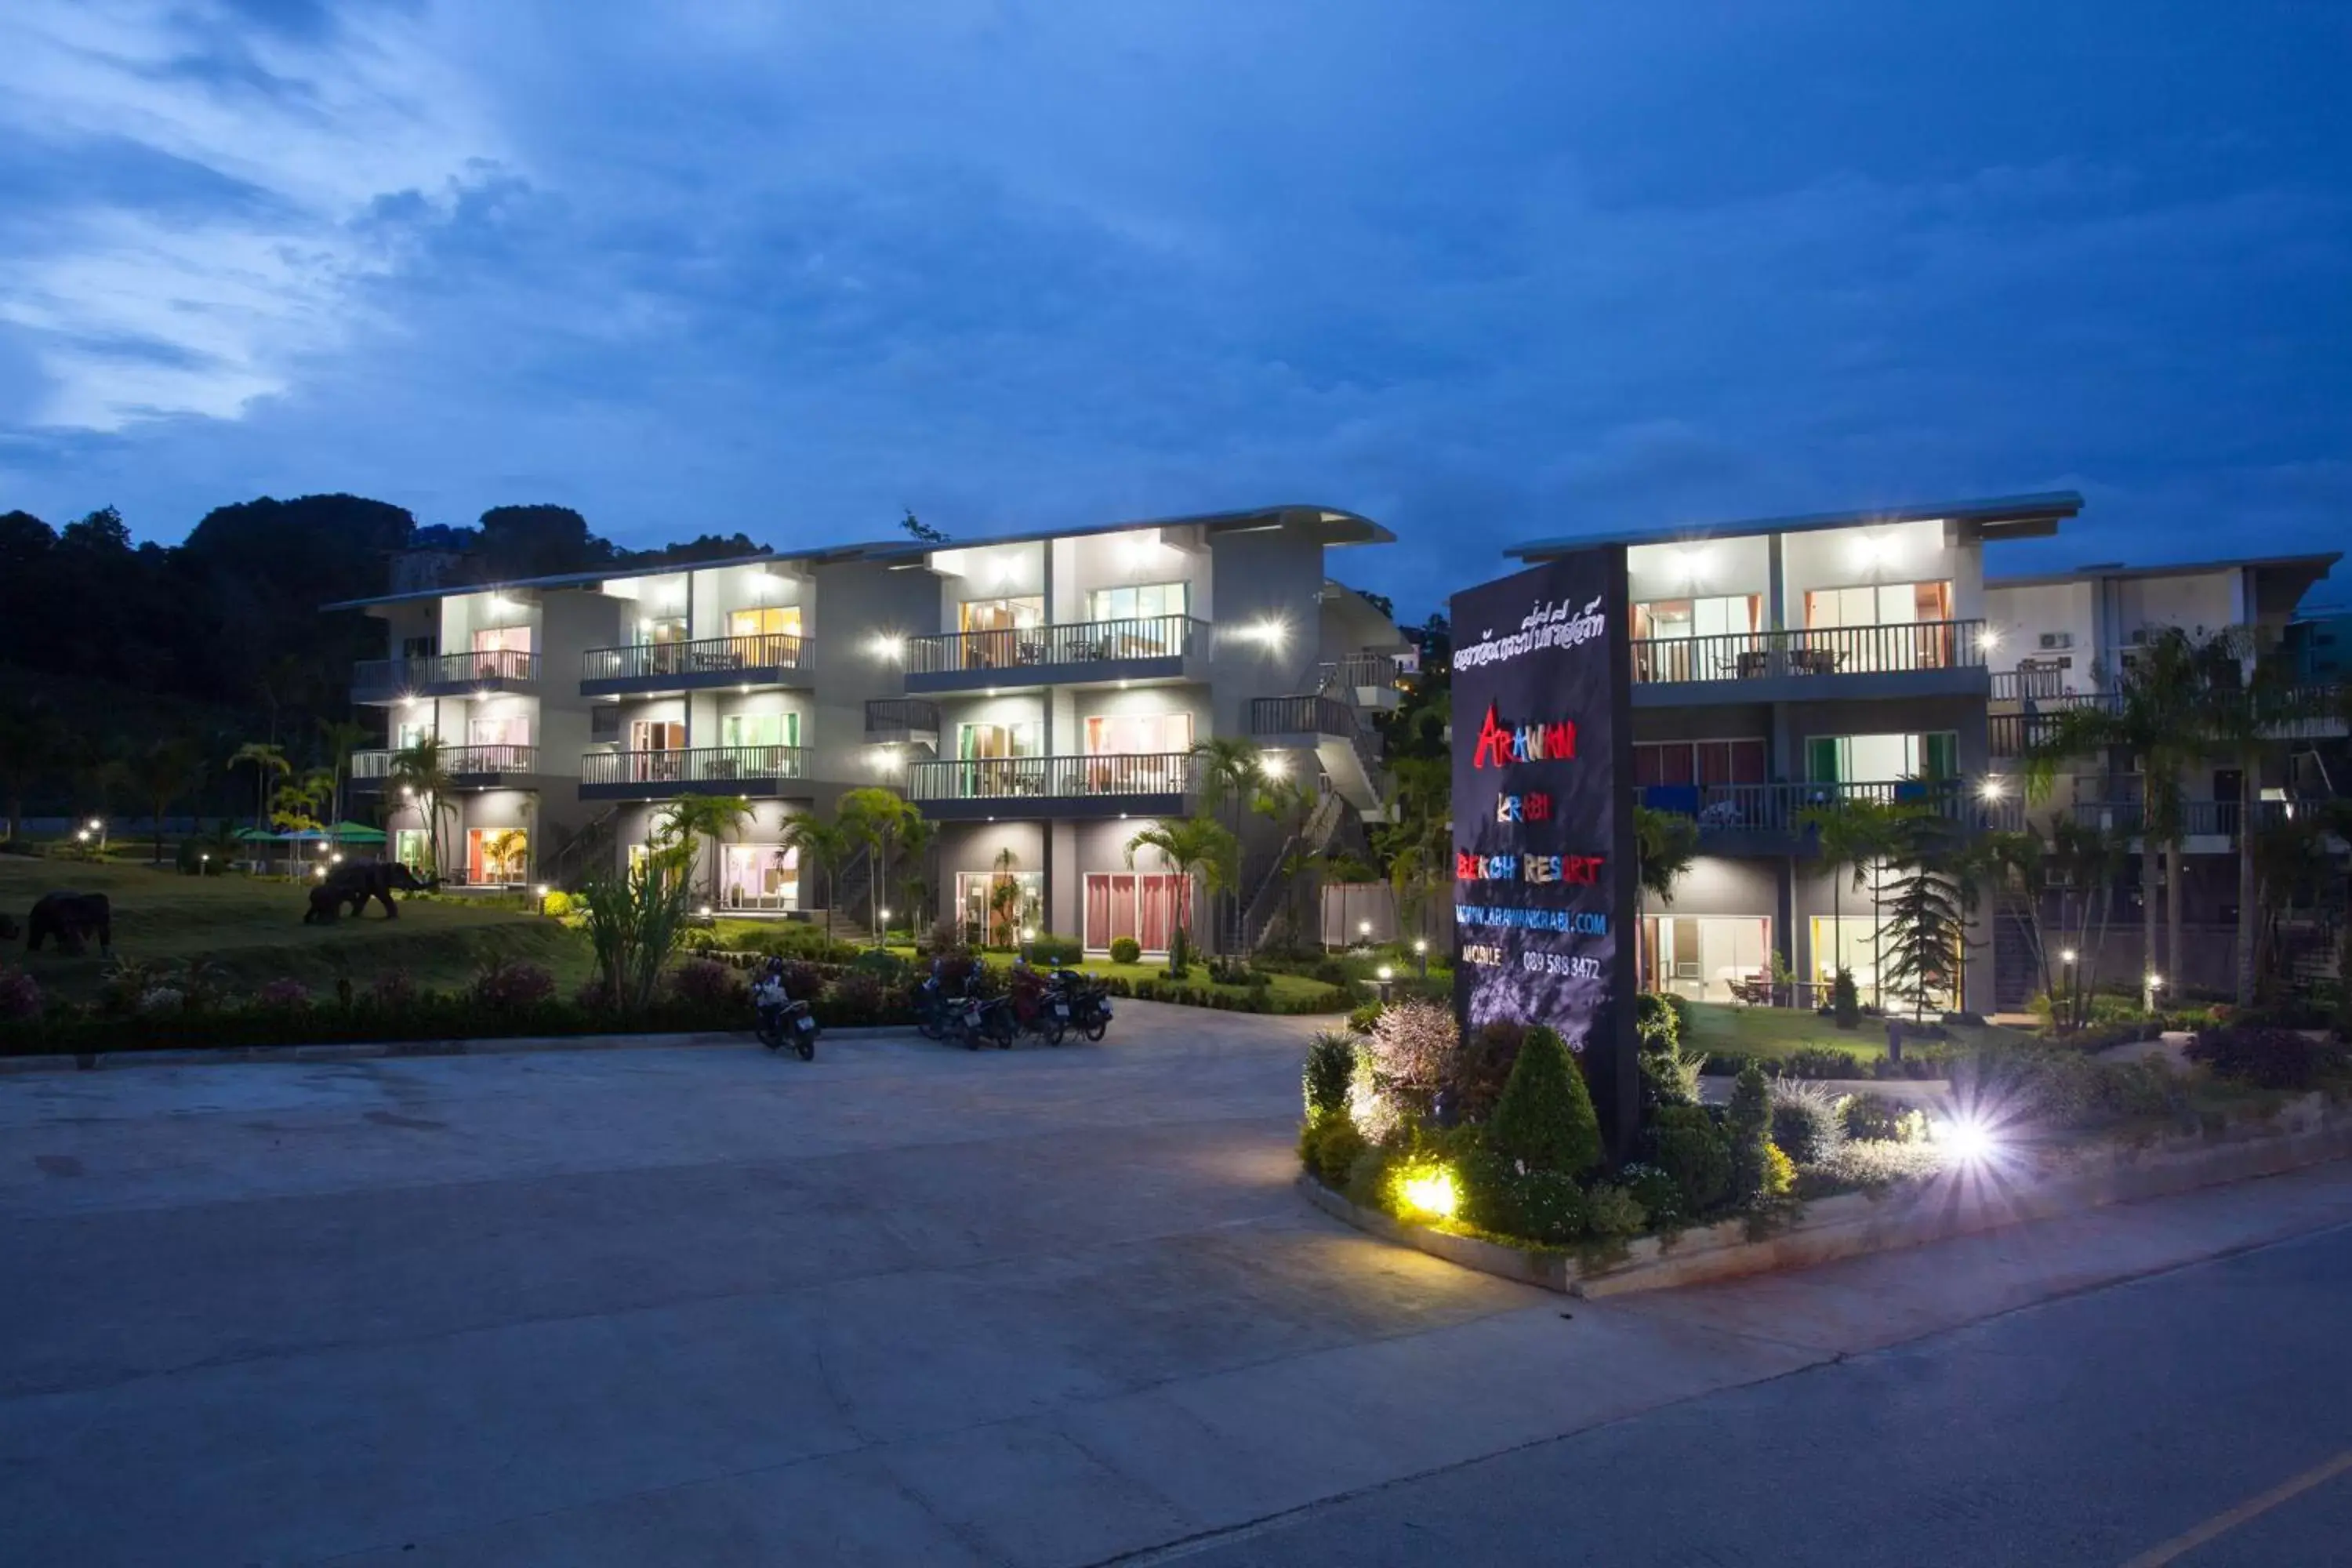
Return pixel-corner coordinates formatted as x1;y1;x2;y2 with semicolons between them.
1450;550;1638;1153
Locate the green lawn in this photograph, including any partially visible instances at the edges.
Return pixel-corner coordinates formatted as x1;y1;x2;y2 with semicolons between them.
972;951;1349;1010
0;855;592;1003
1679;999;2038;1063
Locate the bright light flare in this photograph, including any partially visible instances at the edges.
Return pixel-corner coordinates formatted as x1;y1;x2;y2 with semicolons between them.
1396;1165;1458;1221
1941;1115;1998;1165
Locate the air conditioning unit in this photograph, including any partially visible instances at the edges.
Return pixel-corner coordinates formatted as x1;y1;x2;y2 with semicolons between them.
2129;627;2151;645
2037;631;2074;650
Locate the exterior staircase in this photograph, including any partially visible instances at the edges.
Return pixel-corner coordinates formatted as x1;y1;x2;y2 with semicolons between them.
543;807;620;891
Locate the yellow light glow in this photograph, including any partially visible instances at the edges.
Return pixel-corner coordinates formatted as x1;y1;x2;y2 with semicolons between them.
1397;1166;1458;1221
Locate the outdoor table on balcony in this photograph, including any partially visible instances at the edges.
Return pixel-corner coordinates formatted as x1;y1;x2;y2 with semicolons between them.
1735;651;1769;679
1789;647;1842;676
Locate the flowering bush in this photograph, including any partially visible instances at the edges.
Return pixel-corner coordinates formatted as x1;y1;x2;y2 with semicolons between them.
137;986;185;1014
256;978;311;1011
670;957;744;1009
470;960;557;1011
1362;997;1459;1095
822;972;889;1026
0;967;40;1022
540;890;575;918
368;969;417;1010
1347;1054;1409;1145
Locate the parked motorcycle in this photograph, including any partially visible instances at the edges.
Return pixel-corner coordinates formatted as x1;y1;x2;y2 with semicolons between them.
753;960;818;1060
1047;967;1112;1043
1007;962;1067;1047
948;972;1014;1051
914;967;953;1041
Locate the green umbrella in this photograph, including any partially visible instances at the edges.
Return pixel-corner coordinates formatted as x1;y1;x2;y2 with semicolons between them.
327;822;387;844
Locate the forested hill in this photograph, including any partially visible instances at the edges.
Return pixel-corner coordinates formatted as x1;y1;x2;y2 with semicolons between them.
0;494;765;816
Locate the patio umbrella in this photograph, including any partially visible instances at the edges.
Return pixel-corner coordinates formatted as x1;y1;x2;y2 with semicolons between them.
326;822;387;844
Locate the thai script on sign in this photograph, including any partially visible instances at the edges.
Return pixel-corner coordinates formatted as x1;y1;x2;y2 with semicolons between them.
1470;704;1577;770
1454;593;1608;670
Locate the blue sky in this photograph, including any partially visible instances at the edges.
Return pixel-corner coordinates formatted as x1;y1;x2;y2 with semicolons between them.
1;1;2345;617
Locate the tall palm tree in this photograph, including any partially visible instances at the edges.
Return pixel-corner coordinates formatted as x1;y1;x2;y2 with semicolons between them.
128;737;206;865
229;742;292;836
1252;772;1319;948
655;793;753;906
892;810;938;934
1632;805;1698;991
2024;629;2205;1010
837;786;919;943
1126;814;1239;955
780;812;854;941
2190;631;2317;1007
387;736;456;882
1185;736;1264;951
1799;796;1901;1004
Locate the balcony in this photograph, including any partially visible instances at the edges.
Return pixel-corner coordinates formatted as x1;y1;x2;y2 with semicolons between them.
1636;778;2006;855
579;746;808;800
1991;685;2348;757
2057;797;2309;849
352;649;540;703
902;615;1208;695
1316;650;1408;710
1248;695;1387;816
349;745;539;788
864;698;942;749
1630;619;1987;705
903;752;1198;820
579;633;811;697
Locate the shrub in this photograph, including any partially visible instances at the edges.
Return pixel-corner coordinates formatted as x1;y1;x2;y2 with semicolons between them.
1769;1080;1849;1166
850;949;909;982
1028;931;1084;966
1206;956;1270;989
1304;1030;1357;1119
1840;1092;1926;1143
1617;1162;1682;1229
1347;1054;1410;1145
670;957;745;1009
1782;1046;1865;1080
679;927;720;953
540;890;575;918
1648;1104;1733;1214
256;978;310;1012
1454;1020;1526;1123
1347;1000;1385;1035
1831;967;1860;1029
1299;1112;1368;1186
2185;1027;2349;1091
368;968;417;1010
471;960;557;1011
1311;956;1353;987
1499;1170;1589;1245
1488;1025;1601;1175
823;972;891;1026
1363;998;1460;1102
1760;1142;1797;1200
0;967;42;1021
1726;1062;1774;1201
1583;1182;1648;1239
1109;935;1142;964
1635;991;1679;1050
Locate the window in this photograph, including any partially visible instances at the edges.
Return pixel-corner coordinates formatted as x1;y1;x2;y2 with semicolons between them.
957;869;1042;946
720;711;800;749
394;720;431;751
956;722;1042;797
635;615;688;646
400;634;437;660
1083;873;1193;954
1083;711;1192;755
393;829;430;876
954;597;1045;671
1087;582;1189;622
1632;595;1759;640
959;597;1044;635
728;605;803;640
1639;916;1772;1004
1632;596;1759;681
1634;739;1767;789
1804;581;1952;629
471;624;534;653
466;829;528;884
721;844;799;909
956;722;1040;759
1805;732;1958;783
630;719;685;753
467;714;532;749
468;622;533;680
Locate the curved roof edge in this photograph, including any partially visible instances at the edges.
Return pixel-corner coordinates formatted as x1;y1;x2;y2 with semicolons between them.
1505;491;2084;561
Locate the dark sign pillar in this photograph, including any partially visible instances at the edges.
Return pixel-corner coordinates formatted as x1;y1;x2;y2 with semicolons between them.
1450;549;1639;1156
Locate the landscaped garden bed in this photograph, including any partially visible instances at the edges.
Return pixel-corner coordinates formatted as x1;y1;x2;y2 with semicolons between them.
1297;992;2352;1290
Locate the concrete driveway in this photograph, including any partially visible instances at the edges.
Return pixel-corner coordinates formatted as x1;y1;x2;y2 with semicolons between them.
4;1002;2348;1566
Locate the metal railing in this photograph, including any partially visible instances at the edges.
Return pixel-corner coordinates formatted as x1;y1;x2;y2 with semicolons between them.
904;752;1198;803
1637;778;1983;833
579;633;807;684
2061;797;2308;837
350;745;537;779
1249;695;1357;738
1630;619;1985;685
580;746;807;788
1990;665;2071;703
905;614;1206;676
863;697;942;737
353;649;539;693
1316;650;1406;695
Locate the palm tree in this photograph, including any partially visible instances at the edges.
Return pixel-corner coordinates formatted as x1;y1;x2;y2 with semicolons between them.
1251;772;1319;948
387;736;457;882
128;738;206;865
316;717;368;830
1185;736;1264;951
837;786;920;944
1127;814;1239;956
2024;629;2205;1010
780;812;854;941
1632;805;1698;991
229;741;292;835
892;810;937;934
2190;632;2315;1007
1799;795;1902;1005
655;793;753;906
2045;817;2129;1030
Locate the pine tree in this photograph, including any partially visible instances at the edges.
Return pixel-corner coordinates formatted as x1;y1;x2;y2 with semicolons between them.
1488;1025;1602;1174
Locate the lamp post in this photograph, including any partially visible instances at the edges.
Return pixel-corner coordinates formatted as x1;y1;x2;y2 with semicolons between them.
1413;937;1428;978
198;851;211;877
533;883;550;916
1375;964;1395;1004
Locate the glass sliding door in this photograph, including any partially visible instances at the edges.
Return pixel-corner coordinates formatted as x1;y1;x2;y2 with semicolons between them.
721;844;799;910
1640;916;1771;1002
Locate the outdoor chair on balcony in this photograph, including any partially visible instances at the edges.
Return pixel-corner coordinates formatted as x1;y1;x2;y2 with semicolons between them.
1790;648;1842;676
1729;973;1777;1007
1735;651;1769;680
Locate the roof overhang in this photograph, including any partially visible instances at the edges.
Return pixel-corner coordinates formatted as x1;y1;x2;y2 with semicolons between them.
1504;491;2083;561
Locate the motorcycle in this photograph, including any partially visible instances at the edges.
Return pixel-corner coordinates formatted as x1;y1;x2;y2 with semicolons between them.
1048;967;1112;1043
1007;963;1067;1047
948;974;1014;1051
753;966;818;1060
914;970;953;1040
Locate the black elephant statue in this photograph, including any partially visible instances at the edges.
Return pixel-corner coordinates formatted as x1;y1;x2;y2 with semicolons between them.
27;891;112;954
303;861;428;924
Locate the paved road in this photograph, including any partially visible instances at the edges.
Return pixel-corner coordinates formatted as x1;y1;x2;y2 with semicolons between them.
2;1003;2347;1566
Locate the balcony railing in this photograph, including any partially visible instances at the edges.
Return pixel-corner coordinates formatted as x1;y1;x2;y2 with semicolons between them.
1317;651;1406;695
905;615;1206;677
1990;665;2072;703
1638;779;1987;834
904;752;1197;804
1631;619;1986;685
864;698;942;739
350;745;537;781
2061;798;2309;838
579;633;808;685
353;649;539;695
579;746;807;789
1250;695;1358;738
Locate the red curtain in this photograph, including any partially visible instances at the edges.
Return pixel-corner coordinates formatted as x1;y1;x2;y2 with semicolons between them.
1085;876;1112;950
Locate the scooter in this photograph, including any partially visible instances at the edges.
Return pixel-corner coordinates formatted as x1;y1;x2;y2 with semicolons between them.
1007;962;1067;1047
753;964;818;1060
948;973;1014;1051
1047;968;1112;1042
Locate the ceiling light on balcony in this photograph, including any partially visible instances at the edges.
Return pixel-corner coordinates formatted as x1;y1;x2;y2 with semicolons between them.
1979;777;2006;801
1677;546;1706;583
1852;533;1890;570
1261;753;1289;779
1976;627;2000;652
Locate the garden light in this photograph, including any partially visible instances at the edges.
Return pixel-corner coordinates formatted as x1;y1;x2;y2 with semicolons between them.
1021;926;1036;942
87;818;101;832
1397;1165;1458;1221
1942;1116;1998;1165
2147;972;2165;990
879;907;892;923
75;829;90;844
2060;949;2077;964
1358;920;1371;938
1377;965;1393;982
699;905;713;917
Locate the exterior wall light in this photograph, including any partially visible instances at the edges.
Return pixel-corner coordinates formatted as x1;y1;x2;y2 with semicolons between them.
2060;949;2077;964
1978;777;2005;800
1976;627;2001;652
